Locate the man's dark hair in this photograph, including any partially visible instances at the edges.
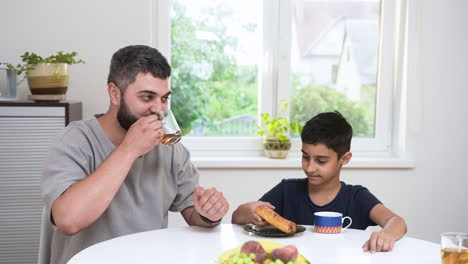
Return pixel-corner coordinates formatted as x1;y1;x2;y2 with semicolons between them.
107;45;171;91
301;111;353;158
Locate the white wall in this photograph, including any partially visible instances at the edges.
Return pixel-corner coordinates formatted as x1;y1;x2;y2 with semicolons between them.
1;0;467;244
1;0;155;118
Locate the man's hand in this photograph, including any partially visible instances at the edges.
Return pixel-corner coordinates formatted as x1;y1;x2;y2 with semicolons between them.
362;230;397;253
120;115;164;159
193;187;229;222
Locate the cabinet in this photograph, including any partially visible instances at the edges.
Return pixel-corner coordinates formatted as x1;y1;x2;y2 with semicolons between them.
0;101;82;264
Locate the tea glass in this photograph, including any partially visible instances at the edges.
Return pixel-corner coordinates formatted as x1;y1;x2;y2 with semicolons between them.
440;232;468;264
157;108;182;146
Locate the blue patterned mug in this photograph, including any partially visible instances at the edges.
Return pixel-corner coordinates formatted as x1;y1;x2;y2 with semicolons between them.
314;212;352;234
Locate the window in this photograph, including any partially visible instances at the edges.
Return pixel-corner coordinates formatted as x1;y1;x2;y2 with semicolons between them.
290;1;380;138
155;0;408;165
170;0;261;137
287;0;395;155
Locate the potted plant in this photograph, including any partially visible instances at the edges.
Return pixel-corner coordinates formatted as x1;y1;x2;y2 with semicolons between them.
257;100;302;159
8;51;85;100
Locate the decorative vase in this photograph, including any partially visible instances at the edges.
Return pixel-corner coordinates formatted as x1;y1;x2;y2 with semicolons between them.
27;63;69;101
0;62;17;100
263;137;291;159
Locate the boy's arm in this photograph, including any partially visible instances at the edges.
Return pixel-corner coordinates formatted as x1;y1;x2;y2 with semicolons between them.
231;201;275;226
362;204;407;253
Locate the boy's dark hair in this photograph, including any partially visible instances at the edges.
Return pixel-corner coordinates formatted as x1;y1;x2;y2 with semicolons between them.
301;111;353;158
107;45;171;92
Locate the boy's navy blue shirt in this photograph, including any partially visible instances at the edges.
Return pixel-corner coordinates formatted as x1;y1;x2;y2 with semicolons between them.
259;178;381;230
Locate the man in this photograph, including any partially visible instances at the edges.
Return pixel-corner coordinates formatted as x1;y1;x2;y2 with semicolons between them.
41;45;229;264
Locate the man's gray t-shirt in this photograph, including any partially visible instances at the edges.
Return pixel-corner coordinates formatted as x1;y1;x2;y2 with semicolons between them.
41;118;199;264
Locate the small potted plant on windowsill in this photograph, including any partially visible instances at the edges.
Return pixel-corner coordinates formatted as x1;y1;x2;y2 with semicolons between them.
257;100;302;159
8;51;85;101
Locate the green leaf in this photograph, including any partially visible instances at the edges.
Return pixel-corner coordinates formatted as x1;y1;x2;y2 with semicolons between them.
8;51;85;78
257;100;303;140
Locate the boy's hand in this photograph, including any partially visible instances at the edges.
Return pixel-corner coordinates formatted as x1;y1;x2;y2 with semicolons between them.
365;204;407;253
245;201;275;226
362;230;397;253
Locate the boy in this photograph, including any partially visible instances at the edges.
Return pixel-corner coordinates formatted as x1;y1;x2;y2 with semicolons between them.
232;111;407;253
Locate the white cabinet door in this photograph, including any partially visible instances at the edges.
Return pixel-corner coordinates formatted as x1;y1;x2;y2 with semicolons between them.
0;106;67;264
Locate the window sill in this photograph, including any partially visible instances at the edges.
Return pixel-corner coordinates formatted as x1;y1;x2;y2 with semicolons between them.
191;155;415;169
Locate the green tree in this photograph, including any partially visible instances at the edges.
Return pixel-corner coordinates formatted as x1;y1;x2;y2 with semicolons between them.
290;83;373;137
171;2;208;134
171;1;258;135
172;1;374;137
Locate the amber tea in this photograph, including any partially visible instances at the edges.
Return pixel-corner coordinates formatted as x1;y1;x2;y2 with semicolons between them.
441;248;468;264
160;131;182;146
156;108;182;146
441;232;468;264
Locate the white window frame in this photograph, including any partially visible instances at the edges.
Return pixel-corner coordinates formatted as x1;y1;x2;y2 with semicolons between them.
153;0;414;168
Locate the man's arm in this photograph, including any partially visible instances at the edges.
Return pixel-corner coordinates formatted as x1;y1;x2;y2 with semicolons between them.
181;206;222;227
180;187;229;227
52;115;162;235
51;145;137;235
362;204;407;253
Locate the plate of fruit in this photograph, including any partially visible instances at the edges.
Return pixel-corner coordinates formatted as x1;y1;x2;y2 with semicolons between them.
218;240;310;264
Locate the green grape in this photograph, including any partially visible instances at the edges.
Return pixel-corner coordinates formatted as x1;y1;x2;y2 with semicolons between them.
275;259;285;264
227;253;254;264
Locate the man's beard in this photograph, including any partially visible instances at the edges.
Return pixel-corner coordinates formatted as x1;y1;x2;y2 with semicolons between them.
117;98;139;131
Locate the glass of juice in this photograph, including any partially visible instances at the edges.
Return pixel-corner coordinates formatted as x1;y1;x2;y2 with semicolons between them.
157;108;182;146
441;232;468;264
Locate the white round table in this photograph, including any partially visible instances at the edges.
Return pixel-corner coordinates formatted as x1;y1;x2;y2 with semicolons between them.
67;224;440;264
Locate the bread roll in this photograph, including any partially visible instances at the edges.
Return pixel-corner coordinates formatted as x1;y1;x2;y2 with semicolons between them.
255;206;297;233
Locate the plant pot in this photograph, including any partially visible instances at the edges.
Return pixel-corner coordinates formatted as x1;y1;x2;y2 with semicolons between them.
263;137;291;159
27;63;69;96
